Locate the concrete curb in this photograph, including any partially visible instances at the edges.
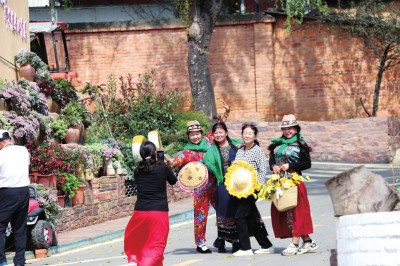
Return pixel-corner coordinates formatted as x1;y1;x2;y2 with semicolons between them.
49;209;197;255
7;208;206;264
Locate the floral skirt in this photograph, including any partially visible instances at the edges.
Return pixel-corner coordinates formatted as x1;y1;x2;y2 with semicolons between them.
216;183;239;242
124;210;169;265
271;182;314;238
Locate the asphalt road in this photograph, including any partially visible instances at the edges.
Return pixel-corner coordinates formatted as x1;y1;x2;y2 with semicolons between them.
26;162;399;266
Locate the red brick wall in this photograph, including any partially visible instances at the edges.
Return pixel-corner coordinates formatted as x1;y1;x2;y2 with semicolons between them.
64;15;400;122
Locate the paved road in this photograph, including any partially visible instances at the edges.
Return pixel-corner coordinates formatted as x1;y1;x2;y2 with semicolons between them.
27;162;399;266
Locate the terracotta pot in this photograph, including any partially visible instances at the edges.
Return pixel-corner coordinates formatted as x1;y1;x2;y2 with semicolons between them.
29;170;39;184
19;63;36;81
64;125;81;144
37;174;52;187
57;195;65;208
72;185;85;206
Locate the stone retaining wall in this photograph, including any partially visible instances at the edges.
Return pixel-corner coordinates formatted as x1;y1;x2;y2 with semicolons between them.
227;116;400;164
56;175;190;232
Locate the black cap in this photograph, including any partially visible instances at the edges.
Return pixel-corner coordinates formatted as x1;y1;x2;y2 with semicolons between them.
0;130;11;141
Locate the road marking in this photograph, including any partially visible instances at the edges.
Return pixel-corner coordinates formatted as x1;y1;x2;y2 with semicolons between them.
172;259;202;266
33;255;127;265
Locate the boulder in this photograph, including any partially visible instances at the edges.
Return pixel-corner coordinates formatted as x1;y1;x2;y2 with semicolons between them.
325;165;399;217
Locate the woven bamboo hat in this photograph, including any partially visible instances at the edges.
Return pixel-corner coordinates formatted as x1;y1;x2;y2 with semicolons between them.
187;120;202;132
177;161;208;192
224;161;258;199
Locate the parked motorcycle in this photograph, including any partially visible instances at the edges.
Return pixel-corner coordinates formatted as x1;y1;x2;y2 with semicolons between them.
5;185;58;250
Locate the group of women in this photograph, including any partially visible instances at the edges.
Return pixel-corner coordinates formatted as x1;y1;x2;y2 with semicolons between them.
123;112;318;265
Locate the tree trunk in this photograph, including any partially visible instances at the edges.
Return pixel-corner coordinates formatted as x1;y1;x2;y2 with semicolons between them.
187;0;223;121
372;44;390;116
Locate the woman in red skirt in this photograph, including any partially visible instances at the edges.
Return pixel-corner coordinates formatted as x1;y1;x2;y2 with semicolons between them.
124;141;177;265
268;114;318;256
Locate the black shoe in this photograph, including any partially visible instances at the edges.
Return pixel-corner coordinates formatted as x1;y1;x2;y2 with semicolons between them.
232;242;241;253
213;238;227;253
197;245;212;254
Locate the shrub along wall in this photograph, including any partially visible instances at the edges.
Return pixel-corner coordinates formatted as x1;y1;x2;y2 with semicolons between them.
64;14;400;122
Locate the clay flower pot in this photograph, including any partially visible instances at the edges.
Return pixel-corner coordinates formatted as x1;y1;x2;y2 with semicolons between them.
19;63;36;81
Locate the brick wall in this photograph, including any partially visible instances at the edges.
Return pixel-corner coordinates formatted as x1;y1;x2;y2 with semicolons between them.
227;116;398;163
336;212;400;265
64;14;400;122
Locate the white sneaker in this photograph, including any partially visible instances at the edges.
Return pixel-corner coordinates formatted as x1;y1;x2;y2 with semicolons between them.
254;248;270;254
281;243;298;256
297;240;318;255
232;249;253;256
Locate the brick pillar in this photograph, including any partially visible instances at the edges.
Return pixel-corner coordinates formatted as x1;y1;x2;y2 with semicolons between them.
254;20;275;120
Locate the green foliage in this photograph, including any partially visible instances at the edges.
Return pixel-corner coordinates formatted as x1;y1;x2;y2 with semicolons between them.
281;0;329;31
172;0;193;26
52;79;79;108
121;141;136;181
50;119;68;139
58;172;81;199
85;143;106;174
86;71;183;143
164;110;211;154
37;189;61;225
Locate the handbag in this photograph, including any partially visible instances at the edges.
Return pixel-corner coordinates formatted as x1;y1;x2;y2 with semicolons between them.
272;185;298;212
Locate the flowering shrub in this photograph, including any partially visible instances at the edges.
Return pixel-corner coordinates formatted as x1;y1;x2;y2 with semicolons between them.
26;140;64;174
57;172;81;198
52;79;79;108
103;147;119;161
2;111;39;143
14;49;44;69
0;81;31;114
18;78;49;115
37;188;61;225
257;173;310;200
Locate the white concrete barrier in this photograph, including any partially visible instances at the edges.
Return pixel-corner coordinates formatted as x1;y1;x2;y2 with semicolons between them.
337;212;400;266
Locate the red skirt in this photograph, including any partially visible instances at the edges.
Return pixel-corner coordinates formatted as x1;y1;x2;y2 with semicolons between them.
124;211;169;265
271;183;314;238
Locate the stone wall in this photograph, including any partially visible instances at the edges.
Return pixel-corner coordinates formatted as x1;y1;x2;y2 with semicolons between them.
227;116;399;164
56;175;190;232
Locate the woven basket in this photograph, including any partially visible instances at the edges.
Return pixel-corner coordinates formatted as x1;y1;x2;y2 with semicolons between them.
272;186;298;212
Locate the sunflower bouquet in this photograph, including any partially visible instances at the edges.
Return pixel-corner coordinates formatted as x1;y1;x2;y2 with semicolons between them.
258;172;310;200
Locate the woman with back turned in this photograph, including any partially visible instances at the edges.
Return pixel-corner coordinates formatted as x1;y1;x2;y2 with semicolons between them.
124;141;177;265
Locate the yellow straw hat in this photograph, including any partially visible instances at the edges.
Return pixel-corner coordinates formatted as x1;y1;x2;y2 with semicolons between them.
225;161;259;199
177;162;208;192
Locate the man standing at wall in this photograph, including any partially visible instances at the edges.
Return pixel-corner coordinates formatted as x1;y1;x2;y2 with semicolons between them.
0;130;30;266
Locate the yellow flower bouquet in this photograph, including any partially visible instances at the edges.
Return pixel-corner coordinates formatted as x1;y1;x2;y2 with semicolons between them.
258;172;310;201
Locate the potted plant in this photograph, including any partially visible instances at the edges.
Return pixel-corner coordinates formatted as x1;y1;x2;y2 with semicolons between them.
26;140;64;187
18;79;49;116
14;49;42;81
52;79;79;109
55;101;92;144
36;186;62;225
57;172;81;199
0;81;31;115
49;119;68;142
31;111;54;143
2;111;40;144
